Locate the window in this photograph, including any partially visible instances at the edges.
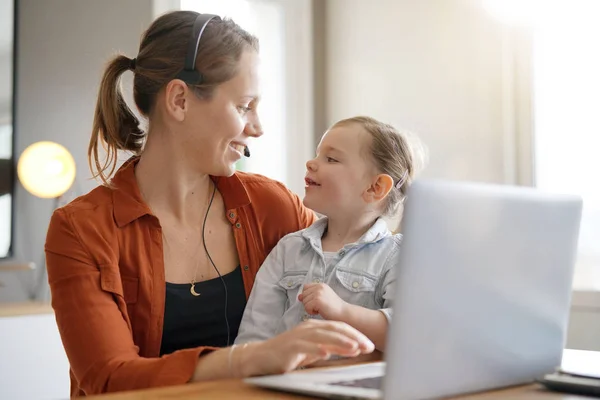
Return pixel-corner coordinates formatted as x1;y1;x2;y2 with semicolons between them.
0;124;11;256
484;0;600;290
532;1;600;290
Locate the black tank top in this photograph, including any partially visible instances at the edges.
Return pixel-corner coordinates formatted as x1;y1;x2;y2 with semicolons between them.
160;266;247;355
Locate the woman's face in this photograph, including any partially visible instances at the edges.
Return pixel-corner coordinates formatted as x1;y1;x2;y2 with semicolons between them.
164;50;262;177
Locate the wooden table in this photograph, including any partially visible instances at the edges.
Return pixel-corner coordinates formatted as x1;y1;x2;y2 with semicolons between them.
85;379;587;400
0;301;53;317
82;350;600;399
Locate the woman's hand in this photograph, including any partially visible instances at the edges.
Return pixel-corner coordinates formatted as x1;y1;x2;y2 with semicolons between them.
239;320;375;377
306;349;384;369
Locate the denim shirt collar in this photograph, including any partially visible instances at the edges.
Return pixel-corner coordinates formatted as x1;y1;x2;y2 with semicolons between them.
301;216;391;253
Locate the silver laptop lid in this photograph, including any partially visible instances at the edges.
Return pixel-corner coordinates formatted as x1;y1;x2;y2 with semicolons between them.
385;180;582;399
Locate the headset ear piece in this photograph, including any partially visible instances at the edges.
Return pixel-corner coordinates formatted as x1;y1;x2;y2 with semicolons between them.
175;70;203;85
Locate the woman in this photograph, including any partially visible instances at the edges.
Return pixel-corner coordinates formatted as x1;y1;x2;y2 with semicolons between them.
45;11;373;397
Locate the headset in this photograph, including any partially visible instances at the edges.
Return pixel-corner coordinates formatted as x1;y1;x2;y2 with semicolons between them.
176;13;220;85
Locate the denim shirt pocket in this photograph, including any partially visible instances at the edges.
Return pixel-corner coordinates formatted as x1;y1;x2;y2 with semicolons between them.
334;268;378;307
277;272;306;307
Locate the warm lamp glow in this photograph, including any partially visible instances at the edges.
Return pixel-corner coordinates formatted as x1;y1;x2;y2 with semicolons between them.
17;141;76;199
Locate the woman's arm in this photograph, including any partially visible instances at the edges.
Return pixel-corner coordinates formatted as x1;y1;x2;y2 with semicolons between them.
254;180;317;250
46;208;213;394
288;187;318;229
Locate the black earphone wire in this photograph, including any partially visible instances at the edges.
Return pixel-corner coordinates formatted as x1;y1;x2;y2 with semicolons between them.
202;180;231;346
179;13;230;346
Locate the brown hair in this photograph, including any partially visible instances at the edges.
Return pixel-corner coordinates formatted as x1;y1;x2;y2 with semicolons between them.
331;116;426;217
88;11;259;185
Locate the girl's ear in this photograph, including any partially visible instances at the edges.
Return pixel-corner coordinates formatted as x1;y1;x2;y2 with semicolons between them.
364;174;393;203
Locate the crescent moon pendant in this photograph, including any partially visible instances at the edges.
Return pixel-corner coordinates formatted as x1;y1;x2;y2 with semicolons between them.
190;283;201;297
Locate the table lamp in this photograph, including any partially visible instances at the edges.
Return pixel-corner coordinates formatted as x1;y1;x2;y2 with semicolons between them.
17;141;76;300
17;141;76;202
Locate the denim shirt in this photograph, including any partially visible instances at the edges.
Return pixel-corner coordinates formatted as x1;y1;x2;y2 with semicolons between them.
235;217;401;344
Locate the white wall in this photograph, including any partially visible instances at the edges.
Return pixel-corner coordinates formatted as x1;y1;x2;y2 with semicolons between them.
0;0;154;302
324;0;510;183
567;292;600;351
322;0;600;351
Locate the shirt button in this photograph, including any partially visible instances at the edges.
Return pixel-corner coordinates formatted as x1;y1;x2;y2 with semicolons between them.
243;265;249;271
339;250;346;256
235;222;242;228
302;315;310;322
313;279;321;283
287;282;293;288
229;212;236;219
352;281;359;288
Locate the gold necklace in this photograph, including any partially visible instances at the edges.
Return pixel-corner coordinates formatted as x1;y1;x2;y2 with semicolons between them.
160;181;214;297
162;232;204;296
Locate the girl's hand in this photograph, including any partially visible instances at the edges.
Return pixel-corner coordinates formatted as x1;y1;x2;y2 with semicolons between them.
298;283;349;321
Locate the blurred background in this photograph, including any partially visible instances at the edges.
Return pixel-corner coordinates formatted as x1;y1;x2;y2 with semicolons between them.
0;0;599;398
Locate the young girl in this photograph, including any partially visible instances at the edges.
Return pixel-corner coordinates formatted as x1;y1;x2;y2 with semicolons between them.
235;116;421;351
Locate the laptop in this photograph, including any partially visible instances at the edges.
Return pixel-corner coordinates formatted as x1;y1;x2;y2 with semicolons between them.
245;180;583;399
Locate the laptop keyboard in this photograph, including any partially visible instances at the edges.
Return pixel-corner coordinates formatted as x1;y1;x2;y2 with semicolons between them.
328;376;383;390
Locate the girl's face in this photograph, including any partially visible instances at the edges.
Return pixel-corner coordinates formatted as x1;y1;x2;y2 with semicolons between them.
303;124;379;218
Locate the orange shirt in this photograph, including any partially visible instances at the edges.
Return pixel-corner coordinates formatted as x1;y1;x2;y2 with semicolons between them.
44;158;316;397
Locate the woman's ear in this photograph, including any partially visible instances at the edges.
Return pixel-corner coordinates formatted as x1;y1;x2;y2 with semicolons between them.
365;174;394;203
164;79;189;122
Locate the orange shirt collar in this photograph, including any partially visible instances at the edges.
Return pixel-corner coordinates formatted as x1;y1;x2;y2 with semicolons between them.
111;157;251;228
